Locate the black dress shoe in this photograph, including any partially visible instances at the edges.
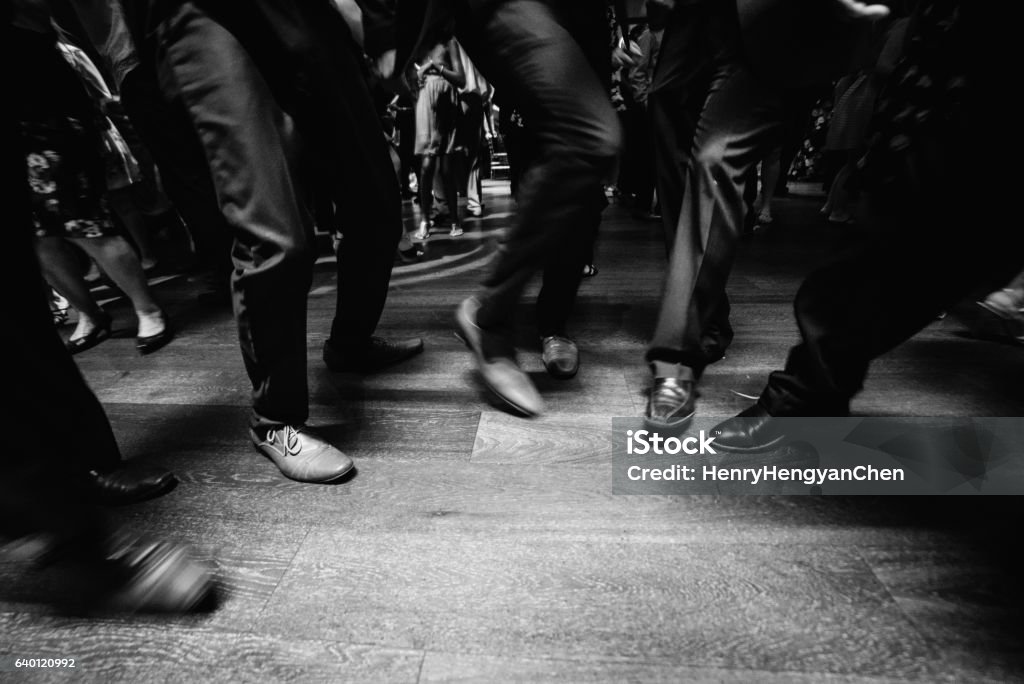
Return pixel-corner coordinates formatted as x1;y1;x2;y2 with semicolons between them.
66;311;112;355
645;377;697;429
323;336;424;373
710;404;786;453
541;335;579;379
84;463;178;506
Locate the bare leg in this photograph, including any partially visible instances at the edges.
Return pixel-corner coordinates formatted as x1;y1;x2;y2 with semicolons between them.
416;155;437;238
71;235;165;337
440;154;462;235
108;187;158;269
755;147;781;223
35;237;105;341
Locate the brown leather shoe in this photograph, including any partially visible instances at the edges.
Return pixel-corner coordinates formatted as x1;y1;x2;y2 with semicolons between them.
455;297;543;417
250;425;354;483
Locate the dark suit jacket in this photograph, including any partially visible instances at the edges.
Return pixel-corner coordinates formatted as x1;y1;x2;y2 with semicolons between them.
736;0;871;87
365;0;870;88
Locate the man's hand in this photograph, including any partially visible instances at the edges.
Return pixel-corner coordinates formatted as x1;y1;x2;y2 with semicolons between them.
372;48;397;80
833;0;890;20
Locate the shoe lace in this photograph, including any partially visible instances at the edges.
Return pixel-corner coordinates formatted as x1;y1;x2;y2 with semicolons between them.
267;426;303;456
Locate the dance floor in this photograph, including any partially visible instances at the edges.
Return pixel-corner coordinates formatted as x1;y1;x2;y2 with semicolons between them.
2;181;1022;682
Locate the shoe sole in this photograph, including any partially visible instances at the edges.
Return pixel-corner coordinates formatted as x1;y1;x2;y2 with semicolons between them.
250;443;354;484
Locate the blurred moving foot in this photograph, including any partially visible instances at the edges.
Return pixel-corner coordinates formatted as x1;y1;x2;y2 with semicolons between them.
104;534;215;613
251;425;354;483
322;336;424;372
449;224;464;237
455;297;543;417
581;264;598;277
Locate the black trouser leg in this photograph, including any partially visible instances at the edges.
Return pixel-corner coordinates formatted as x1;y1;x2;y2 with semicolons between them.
761;198;1024;416
457;0;620;344
4;101;112;558
646;7;782;377
156;3;314;431
119;67;233;278
238;4;403;351
536;186;604;338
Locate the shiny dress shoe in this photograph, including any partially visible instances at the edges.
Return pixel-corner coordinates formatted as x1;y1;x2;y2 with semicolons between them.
250;425;354;483
455;297;544;416
645;377;696;429
66;311;112;355
136;311;173;355
104;534;215;613
323;336;424;372
709;403;786;453
541;335;579;379
85;463;178;506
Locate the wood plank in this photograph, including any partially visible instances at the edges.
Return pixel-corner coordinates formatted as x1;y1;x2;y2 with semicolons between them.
257;533;935;679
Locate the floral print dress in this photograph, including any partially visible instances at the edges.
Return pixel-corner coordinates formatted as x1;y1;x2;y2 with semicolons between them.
16;25;116;240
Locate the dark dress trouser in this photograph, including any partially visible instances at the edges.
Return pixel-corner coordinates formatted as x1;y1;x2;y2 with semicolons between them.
646;3;784;378
455;0;620;348
4;61;113;558
152;1;402;430
759;1;1023;415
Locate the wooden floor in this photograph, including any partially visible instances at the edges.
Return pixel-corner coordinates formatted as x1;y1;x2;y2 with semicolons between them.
2;181;1023;682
